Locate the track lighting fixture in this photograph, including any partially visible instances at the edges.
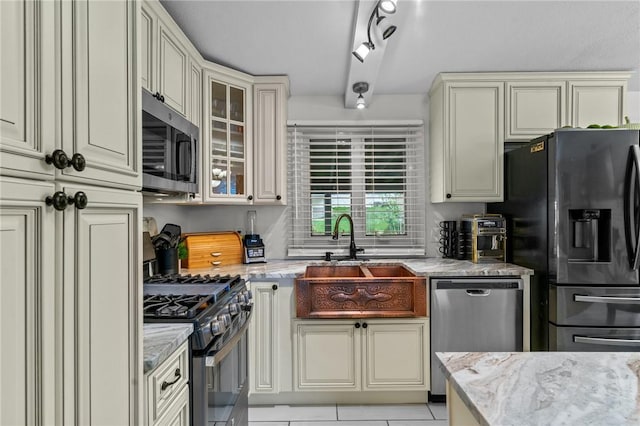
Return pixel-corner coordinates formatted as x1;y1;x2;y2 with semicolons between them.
352;0;398;63
353;82;369;109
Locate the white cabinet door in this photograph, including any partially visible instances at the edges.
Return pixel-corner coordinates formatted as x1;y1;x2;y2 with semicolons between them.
60;183;142;426
158;22;187;117
253;82;288;205
294;320;361;391
249;282;280;393
506;81;566;140
189;61;202;129
363;319;428;390
60;0;140;189
569;80;627;128
0;0;56;180
445;82;504;202
0;177;56;426
140;5;154;92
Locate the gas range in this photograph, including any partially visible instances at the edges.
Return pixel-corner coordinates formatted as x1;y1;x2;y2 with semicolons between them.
143;273;252;352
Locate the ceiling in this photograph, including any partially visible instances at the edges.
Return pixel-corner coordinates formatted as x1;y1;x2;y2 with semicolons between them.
160;0;640;100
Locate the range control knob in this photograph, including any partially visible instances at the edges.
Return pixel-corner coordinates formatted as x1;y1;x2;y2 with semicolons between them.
209;320;225;336
226;303;240;316
218;314;231;327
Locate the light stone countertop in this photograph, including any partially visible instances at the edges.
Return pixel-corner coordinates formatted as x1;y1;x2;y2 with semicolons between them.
143;323;193;374
436;351;640;426
180;258;533;280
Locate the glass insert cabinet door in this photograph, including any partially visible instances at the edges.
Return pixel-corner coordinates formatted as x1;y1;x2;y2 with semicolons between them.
209;80;247;197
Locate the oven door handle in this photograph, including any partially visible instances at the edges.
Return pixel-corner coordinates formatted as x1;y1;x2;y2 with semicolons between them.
574;294;640;304
574;335;640;347
206;309;252;367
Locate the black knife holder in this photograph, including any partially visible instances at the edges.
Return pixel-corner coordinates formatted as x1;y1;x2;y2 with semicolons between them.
156;247;178;275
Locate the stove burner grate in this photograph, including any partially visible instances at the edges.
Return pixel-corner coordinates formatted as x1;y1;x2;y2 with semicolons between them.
143;293;214;318
144;273;242;286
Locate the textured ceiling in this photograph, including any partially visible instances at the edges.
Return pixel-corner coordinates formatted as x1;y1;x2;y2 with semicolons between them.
160;0;640;96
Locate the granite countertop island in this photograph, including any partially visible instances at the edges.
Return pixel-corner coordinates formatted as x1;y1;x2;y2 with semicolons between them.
181;258;533;279
437;351;640;426
143;323;193;374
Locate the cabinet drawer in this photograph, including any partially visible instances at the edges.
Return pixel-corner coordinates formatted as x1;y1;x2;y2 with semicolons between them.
183;232;243;268
146;341;189;425
153;384;189;426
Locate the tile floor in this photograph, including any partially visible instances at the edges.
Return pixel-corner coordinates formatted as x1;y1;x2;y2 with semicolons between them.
248;403;448;426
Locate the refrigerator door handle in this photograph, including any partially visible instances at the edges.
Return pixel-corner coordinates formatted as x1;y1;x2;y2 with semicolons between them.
574;335;640;347
574;294;640;305
624;145;640;270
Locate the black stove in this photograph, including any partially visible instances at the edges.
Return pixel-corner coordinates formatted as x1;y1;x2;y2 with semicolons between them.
143;273;252;351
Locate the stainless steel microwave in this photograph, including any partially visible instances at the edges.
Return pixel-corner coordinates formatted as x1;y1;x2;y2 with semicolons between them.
142;89;199;195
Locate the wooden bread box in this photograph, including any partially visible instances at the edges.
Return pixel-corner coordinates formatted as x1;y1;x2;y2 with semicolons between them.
182;231;243;269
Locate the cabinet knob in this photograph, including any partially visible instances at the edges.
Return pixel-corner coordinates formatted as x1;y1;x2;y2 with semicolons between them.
248;195;253;201
355;322;361;329
45;149;69;170
67;191;88;209
362;322;368;329
446;193;452;199
69;153;86;172
276;195;282;201
45;191;69;211
272;284;278;291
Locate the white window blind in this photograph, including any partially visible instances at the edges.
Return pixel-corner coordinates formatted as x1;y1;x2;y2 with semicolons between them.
287;124;426;257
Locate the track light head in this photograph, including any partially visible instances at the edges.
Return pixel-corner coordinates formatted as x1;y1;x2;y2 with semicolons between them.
352;42;373;63
356;94;366;109
379;0;397;14
353;81;369;109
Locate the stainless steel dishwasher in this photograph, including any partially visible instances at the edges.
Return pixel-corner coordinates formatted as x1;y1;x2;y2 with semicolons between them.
430;277;523;399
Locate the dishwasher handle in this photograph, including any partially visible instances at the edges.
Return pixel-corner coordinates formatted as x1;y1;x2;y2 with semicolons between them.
433;278;523;291
466;289;491;296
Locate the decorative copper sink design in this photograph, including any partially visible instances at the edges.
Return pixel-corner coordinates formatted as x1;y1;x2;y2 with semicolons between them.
295;264;427;318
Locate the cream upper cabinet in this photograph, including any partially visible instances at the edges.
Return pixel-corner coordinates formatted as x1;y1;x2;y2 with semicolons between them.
506;81;566;141
569;79;627;128
158;21;188;116
60;183;142;426
140;5;154;92
1;0;56;179
203;69;254;204
253;79;289;205
293;318;428;392
430;77;504;202
0;177;56;426
59;0;140;189
189;61;202;129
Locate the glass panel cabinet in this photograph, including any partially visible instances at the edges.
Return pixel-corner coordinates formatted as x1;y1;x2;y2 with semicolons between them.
205;75;252;202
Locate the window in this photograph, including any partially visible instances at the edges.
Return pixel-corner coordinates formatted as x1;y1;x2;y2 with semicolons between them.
288;124;425;257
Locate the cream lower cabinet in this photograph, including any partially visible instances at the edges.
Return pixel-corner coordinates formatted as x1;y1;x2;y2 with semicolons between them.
145;341;190;426
0;177;142;425
293;318;429;392
0;177;56;425
249;281;294;395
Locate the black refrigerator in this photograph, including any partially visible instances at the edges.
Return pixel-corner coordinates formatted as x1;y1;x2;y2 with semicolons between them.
488;129;640;351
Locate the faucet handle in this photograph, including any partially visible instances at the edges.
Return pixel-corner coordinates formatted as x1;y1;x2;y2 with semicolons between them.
324;251;334;261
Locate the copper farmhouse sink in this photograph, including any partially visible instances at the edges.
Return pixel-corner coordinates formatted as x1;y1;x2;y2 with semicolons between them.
295;264;427;318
